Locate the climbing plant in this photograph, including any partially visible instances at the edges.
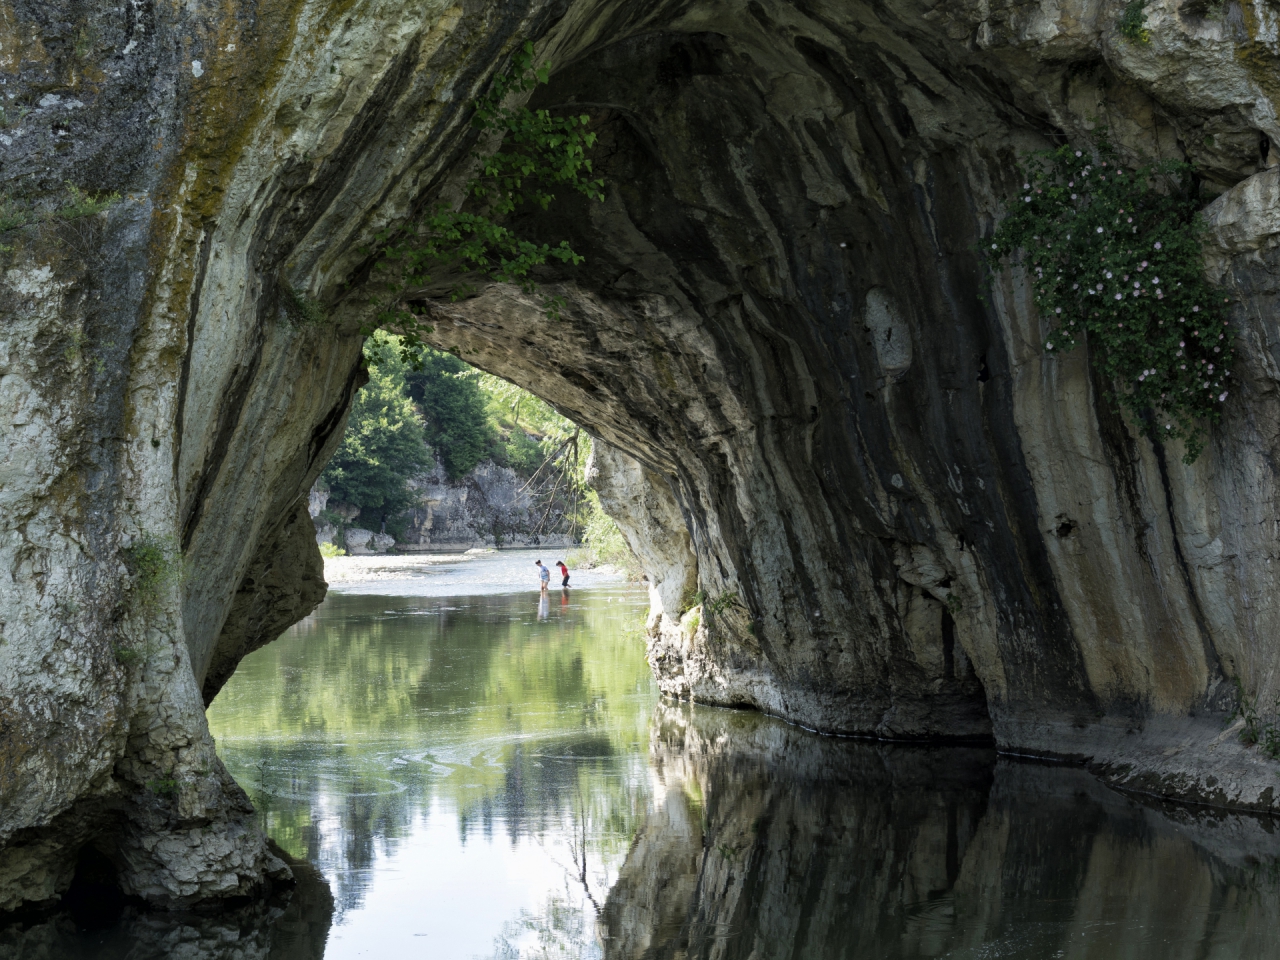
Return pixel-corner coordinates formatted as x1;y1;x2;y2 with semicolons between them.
1117;0;1151;43
985;140;1234;463
369;41;604;359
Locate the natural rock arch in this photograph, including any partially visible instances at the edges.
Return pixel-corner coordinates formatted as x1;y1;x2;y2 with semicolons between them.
4;0;1280;913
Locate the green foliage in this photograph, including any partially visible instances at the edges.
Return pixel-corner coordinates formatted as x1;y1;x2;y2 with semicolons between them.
318;541;345;558
1118;0;1151;42
0;183;120;235
1232;679;1280;759
986;140;1233;463
113;645;143;666
568;490;641;577
57;183;119;219
123;535;182;608
404;348;496;479
704;592;742;618
146;778;179;797
683;610;701;638
370;40;604;358
320;333;431;517
282;285;328;327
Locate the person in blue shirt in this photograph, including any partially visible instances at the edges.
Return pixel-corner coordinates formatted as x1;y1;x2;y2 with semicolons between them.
535;559;551;591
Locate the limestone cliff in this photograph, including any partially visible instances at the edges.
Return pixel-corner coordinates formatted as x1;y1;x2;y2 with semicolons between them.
4;0;1280;914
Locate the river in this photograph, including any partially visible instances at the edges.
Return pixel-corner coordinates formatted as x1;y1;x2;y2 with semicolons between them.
3;548;1280;958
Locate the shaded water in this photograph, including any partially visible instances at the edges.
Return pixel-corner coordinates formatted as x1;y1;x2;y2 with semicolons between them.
4;555;1280;958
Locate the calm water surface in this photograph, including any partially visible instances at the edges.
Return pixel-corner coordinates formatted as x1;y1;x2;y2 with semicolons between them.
4;551;1280;958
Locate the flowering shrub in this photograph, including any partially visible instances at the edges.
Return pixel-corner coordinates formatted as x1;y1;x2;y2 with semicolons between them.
986;142;1233;463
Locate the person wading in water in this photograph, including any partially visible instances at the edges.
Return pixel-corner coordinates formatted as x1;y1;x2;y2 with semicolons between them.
535;559;551;592
556;560;570;588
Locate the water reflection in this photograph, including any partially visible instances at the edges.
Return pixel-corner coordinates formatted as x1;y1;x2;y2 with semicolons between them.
8;573;1280;959
0;856;331;960
606;702;1280;959
211;586;653;957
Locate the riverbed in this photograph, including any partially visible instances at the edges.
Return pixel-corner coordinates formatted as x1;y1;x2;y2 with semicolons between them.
4;549;1280;958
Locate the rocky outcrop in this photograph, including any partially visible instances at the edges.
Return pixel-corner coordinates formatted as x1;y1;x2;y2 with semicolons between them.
7;0;1280;913
602;702;1280;957
415;0;1280;812
312;455;575;551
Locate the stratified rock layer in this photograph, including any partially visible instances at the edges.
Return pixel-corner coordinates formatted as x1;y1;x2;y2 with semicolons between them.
5;0;1280;911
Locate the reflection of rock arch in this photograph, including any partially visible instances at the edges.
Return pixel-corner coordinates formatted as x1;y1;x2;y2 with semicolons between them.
602;703;1280;957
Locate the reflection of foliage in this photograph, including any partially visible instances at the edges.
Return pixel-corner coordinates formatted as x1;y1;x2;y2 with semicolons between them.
207;589;654;920
491;893;599;960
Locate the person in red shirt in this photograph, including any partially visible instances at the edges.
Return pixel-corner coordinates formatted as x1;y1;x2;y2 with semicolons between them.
556;561;570;587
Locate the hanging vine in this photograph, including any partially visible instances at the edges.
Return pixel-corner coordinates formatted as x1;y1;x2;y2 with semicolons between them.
368;41;604;359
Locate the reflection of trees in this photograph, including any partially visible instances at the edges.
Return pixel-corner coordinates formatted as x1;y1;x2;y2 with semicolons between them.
207;589;652;920
603;703;1280;960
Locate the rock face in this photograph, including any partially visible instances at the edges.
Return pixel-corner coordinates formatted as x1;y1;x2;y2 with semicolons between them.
5;0;1280;913
312;455;576;552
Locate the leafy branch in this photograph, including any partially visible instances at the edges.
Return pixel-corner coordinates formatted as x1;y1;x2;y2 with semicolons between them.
370;41;604;360
986;139;1234;463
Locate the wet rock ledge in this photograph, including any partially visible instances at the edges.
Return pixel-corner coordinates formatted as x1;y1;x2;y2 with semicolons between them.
4;0;1280;914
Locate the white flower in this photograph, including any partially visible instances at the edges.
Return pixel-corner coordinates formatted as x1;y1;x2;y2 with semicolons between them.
1096;227;1104;233
1024;183;1030;189
992;243;998;249
1047;342;1054;349
1076;151;1083;157
1179;341;1185;347
1154;241;1162;250
1115;293;1123;300
1072;194;1078;200
1106;271;1113;278
1220;391;1228;401
1055;307;1062;313
1141;261;1148;268
1025;196;1032;203
1153;277;1159;284
1166;424;1172;430
1139;374;1146;381
1133;282;1140;288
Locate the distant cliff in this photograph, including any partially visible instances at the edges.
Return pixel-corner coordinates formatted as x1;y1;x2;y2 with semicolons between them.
311;454;575;553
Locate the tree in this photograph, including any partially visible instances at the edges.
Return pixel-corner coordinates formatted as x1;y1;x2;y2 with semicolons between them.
321;335;431;517
405;348;496;479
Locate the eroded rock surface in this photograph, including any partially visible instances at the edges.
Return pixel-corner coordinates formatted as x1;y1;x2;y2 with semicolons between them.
5;0;1280;912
